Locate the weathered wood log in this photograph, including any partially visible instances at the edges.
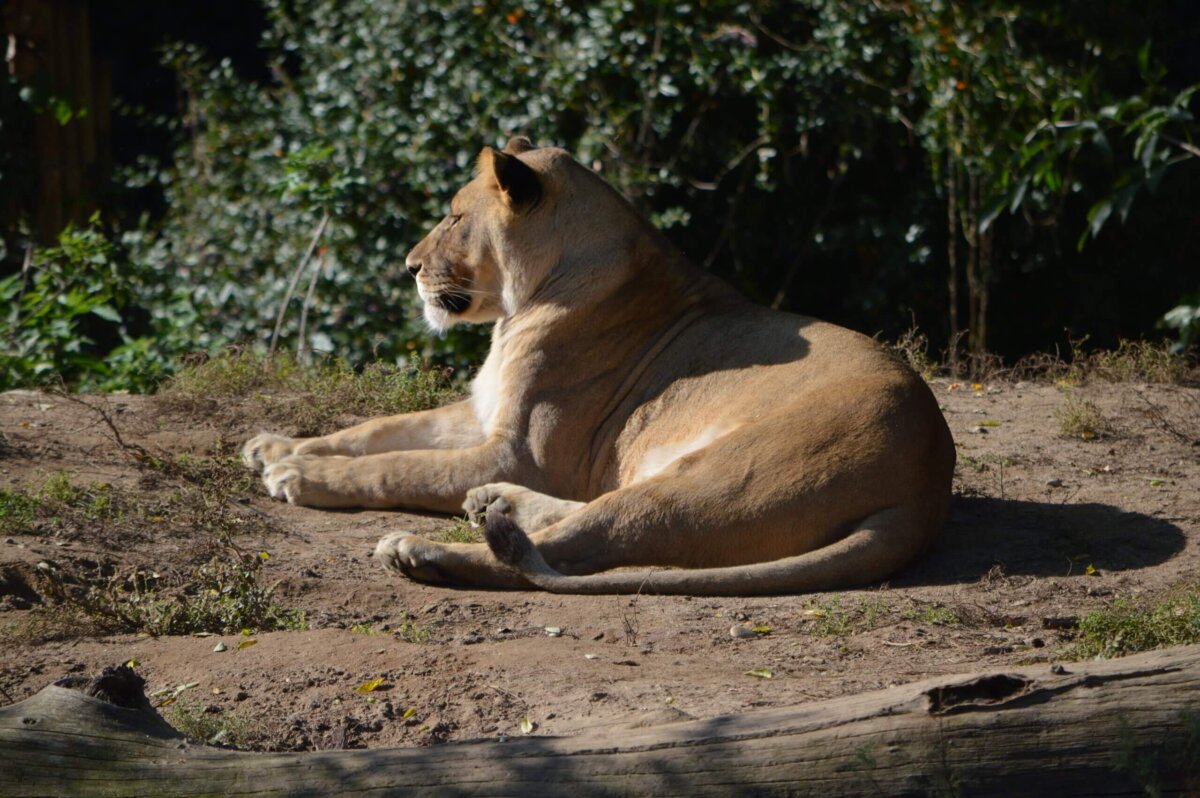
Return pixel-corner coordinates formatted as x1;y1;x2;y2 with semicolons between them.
3;646;1199;797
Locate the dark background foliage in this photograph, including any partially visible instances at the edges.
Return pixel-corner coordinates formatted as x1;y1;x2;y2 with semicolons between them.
1;0;1198;387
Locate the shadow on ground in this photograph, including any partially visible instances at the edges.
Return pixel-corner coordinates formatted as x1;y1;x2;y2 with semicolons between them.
896;496;1186;586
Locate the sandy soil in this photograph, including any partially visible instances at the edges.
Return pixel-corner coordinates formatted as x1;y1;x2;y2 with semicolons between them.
0;379;1197;751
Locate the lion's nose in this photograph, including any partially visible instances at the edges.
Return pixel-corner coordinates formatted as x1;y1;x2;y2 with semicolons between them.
405;257;422;277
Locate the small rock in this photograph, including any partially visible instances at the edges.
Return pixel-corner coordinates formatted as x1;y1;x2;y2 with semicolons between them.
1046;478;1064;487
234;691;249;702
496;626;512;635
1041;616;1079;630
613;659;639;666
729;625;757;639
1050;664;1069;675
968;426;989;434
584;654;599;660
213;642;228;653
544;626;562;637
1025;638;1045;648
3;538;14;545
592;631;605;641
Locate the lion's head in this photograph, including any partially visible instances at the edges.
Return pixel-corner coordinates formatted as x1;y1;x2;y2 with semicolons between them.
405;137;649;332
403;137;544;331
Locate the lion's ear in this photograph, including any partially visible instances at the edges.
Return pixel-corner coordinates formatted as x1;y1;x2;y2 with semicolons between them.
479;147;542;211
503;136;536;154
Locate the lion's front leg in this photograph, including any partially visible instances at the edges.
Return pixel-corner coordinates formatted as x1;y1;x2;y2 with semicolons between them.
373;532;532;589
243;398;483;472
260;444;511;513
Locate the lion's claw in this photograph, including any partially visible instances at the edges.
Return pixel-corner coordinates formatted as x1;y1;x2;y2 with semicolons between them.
242;432;300;472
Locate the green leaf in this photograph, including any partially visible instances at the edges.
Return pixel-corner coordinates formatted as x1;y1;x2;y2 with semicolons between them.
91;304;122;323
1114;183;1139;225
745;668;774;679
1140;132;1159;173
1088;200;1113;238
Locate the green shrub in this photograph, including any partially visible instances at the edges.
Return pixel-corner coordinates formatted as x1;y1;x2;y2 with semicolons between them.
1072;591;1200;659
0;217;176;391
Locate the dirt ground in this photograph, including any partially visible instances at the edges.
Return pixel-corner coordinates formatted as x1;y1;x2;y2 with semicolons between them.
1;379;1197;751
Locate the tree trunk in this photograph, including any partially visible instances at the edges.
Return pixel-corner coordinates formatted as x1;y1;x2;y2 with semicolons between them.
946;149;961;376
3;645;1200;797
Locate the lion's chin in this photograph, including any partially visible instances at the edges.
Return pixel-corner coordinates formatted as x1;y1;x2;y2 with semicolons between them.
418;286;473;332
423;302;455;333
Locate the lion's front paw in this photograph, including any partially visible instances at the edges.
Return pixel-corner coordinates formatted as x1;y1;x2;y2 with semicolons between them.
374;532;449;584
261;454;352;506
242;432;300;472
262;457;305;503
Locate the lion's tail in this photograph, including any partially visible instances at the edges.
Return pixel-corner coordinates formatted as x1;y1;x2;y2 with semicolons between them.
483;503;927;597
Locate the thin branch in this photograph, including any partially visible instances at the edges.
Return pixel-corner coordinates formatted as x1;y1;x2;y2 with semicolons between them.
296;250;327;365
270;210;331;355
688;134;770;191
1161;133;1200;159
48;390;154;464
770;173;845;309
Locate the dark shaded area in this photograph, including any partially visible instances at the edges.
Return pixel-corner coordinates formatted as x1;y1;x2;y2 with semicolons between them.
927;674;1032;715
89;1;270;214
901;496;1187;585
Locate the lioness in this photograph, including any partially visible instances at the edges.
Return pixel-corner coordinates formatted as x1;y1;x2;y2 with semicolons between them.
243;137;955;595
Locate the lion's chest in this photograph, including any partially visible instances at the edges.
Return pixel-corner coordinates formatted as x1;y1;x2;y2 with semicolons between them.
471;350;504;435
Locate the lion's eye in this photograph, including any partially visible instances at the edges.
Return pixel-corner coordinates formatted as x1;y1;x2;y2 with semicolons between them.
447;214;463;227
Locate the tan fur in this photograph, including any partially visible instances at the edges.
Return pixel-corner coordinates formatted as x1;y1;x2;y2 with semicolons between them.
242;138;956;595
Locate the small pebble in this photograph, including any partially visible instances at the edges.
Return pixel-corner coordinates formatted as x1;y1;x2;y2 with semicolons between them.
213;642;228;653
730;625;757;639
1046;478;1064;487
968;426;989;434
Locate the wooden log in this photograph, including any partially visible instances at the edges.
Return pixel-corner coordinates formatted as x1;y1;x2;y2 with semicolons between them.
2;646;1199;797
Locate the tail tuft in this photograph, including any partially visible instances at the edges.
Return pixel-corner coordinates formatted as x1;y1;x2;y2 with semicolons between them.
484;504;534;567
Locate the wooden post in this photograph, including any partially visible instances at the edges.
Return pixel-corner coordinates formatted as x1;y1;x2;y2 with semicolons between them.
3;0;109;242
